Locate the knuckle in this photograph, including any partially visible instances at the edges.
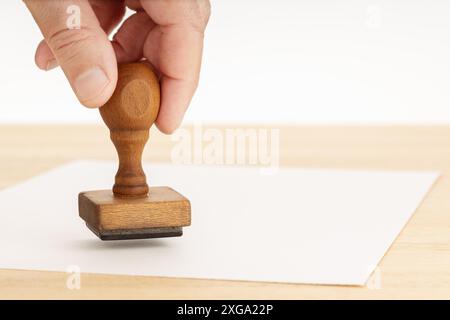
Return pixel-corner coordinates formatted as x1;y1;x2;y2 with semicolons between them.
182;1;211;34
194;0;212;31
198;0;212;23
47;27;97;58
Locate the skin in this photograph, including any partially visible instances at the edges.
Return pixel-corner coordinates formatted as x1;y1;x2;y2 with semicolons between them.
24;0;211;133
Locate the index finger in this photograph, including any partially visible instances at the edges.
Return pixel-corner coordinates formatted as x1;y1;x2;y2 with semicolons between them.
140;0;211;134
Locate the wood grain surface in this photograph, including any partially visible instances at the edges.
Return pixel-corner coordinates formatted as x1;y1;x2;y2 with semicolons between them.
99;63;160;197
0;124;449;299
79;188;191;231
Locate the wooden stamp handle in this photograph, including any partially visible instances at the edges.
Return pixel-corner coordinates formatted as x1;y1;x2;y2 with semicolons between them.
99;63;160;197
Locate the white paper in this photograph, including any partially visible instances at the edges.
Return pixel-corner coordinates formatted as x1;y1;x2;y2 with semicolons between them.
0;161;438;285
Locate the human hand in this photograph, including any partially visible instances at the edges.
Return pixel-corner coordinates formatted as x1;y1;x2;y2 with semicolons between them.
24;0;211;133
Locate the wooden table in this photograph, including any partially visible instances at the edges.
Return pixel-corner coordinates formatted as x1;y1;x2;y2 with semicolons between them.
0;125;449;299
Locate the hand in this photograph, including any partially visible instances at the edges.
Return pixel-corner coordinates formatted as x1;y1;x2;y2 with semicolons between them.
24;0;211;133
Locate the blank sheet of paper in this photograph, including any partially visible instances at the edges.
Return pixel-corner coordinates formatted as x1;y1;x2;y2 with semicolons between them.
0;161;438;285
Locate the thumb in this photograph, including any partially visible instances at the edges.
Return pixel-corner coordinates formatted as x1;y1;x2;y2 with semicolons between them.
25;0;117;108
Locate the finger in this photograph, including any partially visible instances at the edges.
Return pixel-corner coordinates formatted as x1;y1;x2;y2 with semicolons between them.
125;0;143;11
112;11;156;63
89;0;126;34
156;76;199;134
25;0;118;108
35;40;58;71
35;0;126;72
140;0;211;133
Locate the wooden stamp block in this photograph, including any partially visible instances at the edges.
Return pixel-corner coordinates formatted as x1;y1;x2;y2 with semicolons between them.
79;187;191;240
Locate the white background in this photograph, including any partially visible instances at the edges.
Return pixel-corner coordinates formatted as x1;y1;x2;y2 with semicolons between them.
1;0;450;124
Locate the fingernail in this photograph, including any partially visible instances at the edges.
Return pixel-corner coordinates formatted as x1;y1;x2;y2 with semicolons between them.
74;67;110;104
46;59;58;71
